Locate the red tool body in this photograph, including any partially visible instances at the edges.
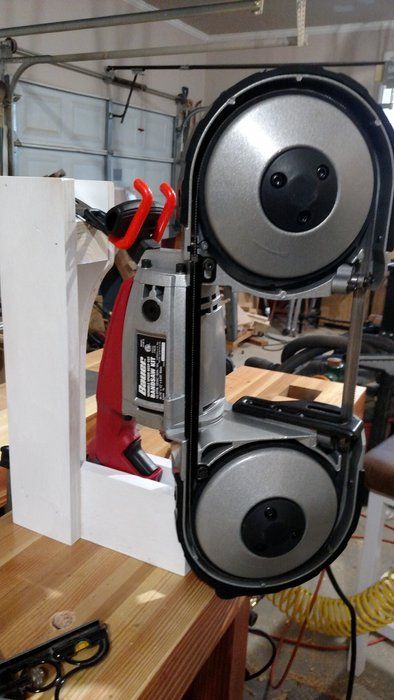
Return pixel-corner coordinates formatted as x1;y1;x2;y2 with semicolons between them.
87;179;176;480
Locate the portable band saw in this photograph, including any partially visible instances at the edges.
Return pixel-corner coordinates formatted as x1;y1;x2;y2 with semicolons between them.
89;67;394;598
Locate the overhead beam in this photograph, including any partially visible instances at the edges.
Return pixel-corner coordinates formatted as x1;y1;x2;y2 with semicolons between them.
0;1;257;38
15;48;177;101
106;61;386;71
6;36;296;69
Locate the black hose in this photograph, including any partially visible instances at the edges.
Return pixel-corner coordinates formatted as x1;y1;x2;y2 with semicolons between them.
296;360;328;377
280;334;377;363
244;357;278;371
279;347;328;374
361;334;394;353
280;335;343;363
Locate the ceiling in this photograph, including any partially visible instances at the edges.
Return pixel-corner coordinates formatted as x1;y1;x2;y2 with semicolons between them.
148;0;394;36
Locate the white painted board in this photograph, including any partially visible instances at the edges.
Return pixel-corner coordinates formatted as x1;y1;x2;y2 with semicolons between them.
81;456;188;576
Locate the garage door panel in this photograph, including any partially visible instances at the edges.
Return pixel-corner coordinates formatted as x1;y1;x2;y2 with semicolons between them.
111;106;173;160
17;83;106;150
15;83;174;192
70;99;106;150
111;157;171;203
72;155;105;180
15;149;64;177
144;160;173;201
20;91;63;141
144;112;173;158
16;148;105;181
111;108;145;156
111;157;147;190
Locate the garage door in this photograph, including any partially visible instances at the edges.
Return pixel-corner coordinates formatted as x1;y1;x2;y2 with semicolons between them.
14;81;174;201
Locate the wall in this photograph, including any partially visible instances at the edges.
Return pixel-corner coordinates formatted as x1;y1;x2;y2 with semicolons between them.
2;0;207;115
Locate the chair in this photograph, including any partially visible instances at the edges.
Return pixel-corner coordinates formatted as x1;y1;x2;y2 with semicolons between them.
352;436;394;675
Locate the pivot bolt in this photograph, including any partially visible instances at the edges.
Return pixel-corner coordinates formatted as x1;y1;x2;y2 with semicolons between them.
203;258;215;281
270;172;287;188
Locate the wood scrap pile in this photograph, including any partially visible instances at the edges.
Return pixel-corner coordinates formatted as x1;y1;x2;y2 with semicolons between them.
227;292;270;351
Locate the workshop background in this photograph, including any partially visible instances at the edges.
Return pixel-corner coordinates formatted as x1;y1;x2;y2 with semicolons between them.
0;2;393;700
2;1;394;191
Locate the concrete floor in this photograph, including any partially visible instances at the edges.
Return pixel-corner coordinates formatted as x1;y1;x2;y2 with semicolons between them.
243;519;393;699
230;337;394;700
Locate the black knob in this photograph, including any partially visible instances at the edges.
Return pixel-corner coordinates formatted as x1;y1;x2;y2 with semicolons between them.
261;147;337;233
142;299;161;322
241;498;306;558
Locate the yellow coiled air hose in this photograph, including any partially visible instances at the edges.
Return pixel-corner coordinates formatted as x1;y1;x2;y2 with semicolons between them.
267;569;394;637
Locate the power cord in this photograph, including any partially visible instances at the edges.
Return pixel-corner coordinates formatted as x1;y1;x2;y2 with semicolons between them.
326;565;357;700
245;628;276;680
245;602;277;682
245;567;358;698
269;569;325;689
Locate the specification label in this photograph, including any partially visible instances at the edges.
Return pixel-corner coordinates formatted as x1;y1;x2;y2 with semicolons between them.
136;334;166;403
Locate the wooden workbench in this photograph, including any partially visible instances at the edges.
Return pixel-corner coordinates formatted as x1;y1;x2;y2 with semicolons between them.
0;356;365;698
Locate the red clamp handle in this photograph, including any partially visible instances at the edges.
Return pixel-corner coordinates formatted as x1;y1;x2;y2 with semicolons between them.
109;178;153;250
153;182;177;243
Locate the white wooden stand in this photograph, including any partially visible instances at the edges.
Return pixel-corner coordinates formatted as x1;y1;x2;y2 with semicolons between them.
0;177;187;576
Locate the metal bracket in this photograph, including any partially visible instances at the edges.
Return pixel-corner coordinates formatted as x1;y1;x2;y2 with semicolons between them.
254;1;264;15
331;261;371;294
111;69;145;124
331;264;354;295
0;37;18;61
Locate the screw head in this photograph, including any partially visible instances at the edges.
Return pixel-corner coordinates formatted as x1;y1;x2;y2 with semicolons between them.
264;506;277;520
297;210;311;225
317;164;329;180
270;172;287;188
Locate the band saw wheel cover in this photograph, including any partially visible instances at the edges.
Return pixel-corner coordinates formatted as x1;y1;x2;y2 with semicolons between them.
194;441;338;580
174;67;394;598
181;66;394;292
